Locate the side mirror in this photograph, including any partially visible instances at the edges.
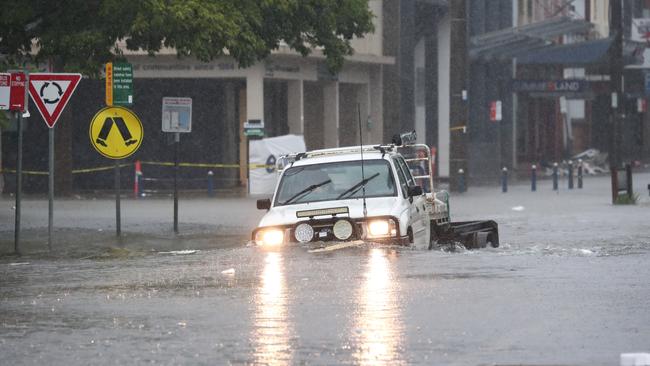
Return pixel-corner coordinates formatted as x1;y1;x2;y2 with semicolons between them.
408;185;423;197
257;198;271;210
409;186;422;197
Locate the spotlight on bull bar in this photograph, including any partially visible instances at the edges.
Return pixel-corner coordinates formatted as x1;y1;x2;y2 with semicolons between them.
392;130;417;146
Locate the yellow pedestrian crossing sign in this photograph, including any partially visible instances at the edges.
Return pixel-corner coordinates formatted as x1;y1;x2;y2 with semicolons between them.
89;106;143;159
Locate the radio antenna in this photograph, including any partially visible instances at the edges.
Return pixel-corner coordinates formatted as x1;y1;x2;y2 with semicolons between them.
358;103;367;218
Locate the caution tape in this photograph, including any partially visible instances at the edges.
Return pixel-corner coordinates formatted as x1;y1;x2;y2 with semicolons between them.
450;126;467;133
0;169;49;176
140;161;274;169
73;164;132;173
0;161;274;175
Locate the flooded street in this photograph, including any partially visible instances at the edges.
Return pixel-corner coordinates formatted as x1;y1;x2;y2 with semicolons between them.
2;174;650;365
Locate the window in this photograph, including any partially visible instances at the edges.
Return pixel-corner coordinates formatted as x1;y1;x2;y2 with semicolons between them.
275;160;396;206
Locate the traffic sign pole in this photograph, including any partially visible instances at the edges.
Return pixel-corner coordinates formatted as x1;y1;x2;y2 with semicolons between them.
48;127;54;252
173;133;179;233
115;160;121;237
14;111;23;255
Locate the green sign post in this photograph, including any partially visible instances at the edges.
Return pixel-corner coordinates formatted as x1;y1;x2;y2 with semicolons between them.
105;62;133;106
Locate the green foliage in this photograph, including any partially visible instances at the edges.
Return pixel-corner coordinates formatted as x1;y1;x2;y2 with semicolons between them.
0;112;9;130
0;0;374;76
614;193;639;205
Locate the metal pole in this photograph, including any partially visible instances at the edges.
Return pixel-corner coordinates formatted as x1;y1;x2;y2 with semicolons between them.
115;160;121;237
14;112;23;255
48;127;54;252
568;160;574;189
609;0;623;204
449;0;469;192
173;132;179;233
246;136;250;195
577;159;583;189
531;164;537;192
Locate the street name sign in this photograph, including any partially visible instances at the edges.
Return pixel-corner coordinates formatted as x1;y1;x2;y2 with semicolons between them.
106;62;133;106
162;97;192;133
28;73;82;128
89;106;143;159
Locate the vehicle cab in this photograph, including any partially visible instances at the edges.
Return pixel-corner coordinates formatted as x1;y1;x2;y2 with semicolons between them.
252;142;441;249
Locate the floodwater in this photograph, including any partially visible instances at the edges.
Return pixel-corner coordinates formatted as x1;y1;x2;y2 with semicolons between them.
1;173;650;365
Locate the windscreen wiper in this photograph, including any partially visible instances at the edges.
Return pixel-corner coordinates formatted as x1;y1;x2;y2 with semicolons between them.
336;173;380;199
282;179;332;205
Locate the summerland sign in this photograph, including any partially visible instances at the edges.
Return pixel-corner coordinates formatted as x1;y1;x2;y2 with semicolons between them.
512;79;591;96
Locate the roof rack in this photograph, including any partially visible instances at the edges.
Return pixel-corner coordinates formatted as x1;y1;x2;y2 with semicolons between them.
276;144;397;171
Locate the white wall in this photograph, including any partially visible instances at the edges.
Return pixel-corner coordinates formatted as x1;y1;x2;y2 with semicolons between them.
437;15;451;178
349;0;383;57
414;38;426;144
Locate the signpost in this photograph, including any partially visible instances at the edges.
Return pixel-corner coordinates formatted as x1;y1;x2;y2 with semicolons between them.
8;71;28;255
105;62;133;106
28;73;82;251
0;73;10;110
162;97;192;233
89;106;143;236
243;119;265;194
489;101;502;122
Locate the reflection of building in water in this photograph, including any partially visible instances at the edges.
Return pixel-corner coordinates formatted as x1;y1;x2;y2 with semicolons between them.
252;252;292;365
353;249;405;366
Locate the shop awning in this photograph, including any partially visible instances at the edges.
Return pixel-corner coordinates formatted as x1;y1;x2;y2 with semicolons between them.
470;16;594;61
516;37;613;66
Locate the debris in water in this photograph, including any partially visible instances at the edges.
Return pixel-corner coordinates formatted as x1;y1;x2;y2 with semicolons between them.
9;262;30;266
221;268;236;275
511;206;525;211
158;250;198;255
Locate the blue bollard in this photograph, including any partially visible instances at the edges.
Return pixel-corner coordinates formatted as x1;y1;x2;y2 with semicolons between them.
458;169;466;193
531;164;537;192
577;159;583;189
552;162;558;191
207;170;215;197
136;172;143;197
568;160;574;189
501;167;508;193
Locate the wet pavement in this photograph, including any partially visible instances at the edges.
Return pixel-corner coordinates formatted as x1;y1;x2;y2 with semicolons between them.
1;173;649;365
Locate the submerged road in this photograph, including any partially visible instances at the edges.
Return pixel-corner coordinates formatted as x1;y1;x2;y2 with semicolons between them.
1;173;649;365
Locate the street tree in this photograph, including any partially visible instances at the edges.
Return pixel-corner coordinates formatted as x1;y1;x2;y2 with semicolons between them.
0;0;374;195
0;0;375;74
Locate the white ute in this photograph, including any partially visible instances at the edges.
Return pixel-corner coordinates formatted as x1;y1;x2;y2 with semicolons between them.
253;132;499;250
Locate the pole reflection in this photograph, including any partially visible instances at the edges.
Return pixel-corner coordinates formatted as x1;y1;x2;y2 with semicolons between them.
353;248;406;365
252;252;292;365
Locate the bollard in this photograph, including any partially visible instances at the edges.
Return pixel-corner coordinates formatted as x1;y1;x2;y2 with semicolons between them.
577;159;583;189
625;163;633;199
568;160;574;189
501;167;508;193
207;170;215;197
134;160;142;199
458;169;466;193
531;164;537;192
552;162;559;191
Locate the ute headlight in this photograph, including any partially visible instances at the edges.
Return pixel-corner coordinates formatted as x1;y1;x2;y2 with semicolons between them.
294;223;314;243
255;228;285;246
367;219;398;238
333;219;353;240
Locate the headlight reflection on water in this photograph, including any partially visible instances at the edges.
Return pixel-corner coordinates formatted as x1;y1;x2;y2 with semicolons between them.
353;248;405;365
252;252;292;365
